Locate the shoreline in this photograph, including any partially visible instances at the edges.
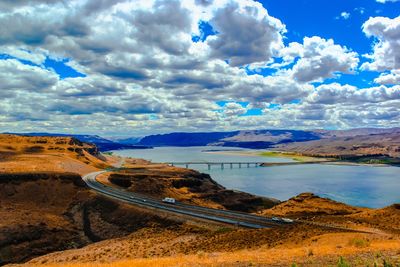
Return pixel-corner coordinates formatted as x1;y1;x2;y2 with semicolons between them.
204;150;396;167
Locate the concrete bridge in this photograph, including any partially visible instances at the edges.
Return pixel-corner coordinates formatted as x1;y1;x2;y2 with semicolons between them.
168;162;264;170
167;161;330;170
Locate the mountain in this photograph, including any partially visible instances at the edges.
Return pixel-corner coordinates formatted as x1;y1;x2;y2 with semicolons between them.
4;132;152;152
137;130;321;148
112;137;142;145
276;129;400;159
136;128;400;150
314;127;400;139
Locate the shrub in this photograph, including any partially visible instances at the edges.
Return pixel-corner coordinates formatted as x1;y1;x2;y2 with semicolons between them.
348;237;370;248
338;256;350;267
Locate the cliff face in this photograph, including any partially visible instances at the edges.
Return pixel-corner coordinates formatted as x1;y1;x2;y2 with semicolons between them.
0;134;109;174
0;134;101;157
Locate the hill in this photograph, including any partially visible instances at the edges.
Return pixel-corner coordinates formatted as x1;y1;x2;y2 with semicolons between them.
137;130;321;148
20;192;400;267
4;133;151;152
275;130;400;160
136;128;400;151
0;134;110;174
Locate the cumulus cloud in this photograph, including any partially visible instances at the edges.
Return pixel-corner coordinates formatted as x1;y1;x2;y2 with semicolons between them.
0;0;398;135
362;16;400;71
374;70;400;84
0;59;58;97
222;102;248;116
280;37;359;82
207;1;285;66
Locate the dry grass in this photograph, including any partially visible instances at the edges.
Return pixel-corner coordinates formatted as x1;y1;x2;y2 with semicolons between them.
19;236;400;267
259;151;329;162
0;134;113;175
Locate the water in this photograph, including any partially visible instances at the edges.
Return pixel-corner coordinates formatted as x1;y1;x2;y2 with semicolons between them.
113;146;400;208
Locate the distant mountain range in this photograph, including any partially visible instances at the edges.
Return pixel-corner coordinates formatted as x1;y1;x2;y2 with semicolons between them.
136;130;322;149
5;133;151;152
7;127;400;153
133;128;400;152
276;128;400;158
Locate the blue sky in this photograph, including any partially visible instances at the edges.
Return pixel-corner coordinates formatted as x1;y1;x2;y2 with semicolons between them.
259;0;400;87
261;0;399;50
0;0;399;136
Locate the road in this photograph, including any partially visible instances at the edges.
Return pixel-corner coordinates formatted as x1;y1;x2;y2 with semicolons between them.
82;158;375;233
82;170;290;229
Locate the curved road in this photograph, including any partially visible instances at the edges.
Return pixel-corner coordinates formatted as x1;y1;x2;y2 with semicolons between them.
82;170;290;229
82;169;371;233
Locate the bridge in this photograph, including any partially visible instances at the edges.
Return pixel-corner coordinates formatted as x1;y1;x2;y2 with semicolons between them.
168;162;264;170
167;161;329;170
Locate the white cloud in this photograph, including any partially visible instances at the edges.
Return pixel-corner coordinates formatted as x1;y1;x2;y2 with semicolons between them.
206;0;286;67
0;0;398;135
376;0;400;3
374;70;400;84
338;12;350;20
0;59;58;97
222;102;248;116
361;16;400;71
280;37;359;82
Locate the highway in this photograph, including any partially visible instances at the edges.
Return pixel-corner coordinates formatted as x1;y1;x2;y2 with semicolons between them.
82;171;290;229
82;170;371;233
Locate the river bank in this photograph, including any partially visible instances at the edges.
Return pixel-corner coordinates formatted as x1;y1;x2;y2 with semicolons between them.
205;149;400;167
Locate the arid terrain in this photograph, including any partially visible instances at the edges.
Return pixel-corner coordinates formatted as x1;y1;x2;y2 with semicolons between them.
0;134;108;175
275;131;400;161
1;134;399;266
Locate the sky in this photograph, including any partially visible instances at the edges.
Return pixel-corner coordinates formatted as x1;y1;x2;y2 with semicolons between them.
0;0;399;137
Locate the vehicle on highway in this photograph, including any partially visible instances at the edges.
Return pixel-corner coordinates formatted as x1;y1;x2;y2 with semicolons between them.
272;217;281;222
282;218;294;223
162;197;176;204
130;196;134;199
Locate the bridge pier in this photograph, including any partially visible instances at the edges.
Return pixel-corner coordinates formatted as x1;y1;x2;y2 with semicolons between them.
185;164;189;169
239;163;241;168
247;163;250;168
208;164;211;170
221;163;224;169
230;163;233;169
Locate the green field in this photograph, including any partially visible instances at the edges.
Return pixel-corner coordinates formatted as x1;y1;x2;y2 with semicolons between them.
258;151;327;162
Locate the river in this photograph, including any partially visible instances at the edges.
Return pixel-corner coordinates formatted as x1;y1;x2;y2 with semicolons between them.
113;146;400;208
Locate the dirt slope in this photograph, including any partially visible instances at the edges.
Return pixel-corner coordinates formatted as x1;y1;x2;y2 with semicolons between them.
17;193;400;267
0;172;184;265
0;134;109;175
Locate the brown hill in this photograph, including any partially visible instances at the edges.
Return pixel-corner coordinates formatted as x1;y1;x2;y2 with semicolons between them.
18;193;400;267
275;131;400;158
260;193;364;218
0;172;186;265
0;134;109;175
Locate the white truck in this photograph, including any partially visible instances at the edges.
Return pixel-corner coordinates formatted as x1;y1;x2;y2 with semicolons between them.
162;197;176;204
